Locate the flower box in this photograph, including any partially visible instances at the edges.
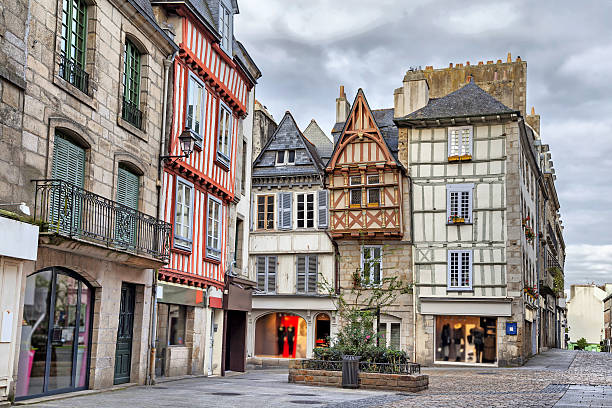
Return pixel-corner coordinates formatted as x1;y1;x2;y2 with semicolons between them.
448;216;465;224
448;155;472;162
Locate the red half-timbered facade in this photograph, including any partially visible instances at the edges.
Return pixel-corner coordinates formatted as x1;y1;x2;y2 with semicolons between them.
327;89;404;239
158;3;255;292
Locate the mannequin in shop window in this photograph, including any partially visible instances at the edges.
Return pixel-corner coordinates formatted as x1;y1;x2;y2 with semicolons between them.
453;324;464;361
277;325;286;356
287;326;295;357
470;326;485;363
441;323;451;361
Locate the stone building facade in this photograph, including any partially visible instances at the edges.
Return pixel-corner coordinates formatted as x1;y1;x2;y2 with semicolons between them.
0;0;178;401
252;100;277;159
248;111;336;363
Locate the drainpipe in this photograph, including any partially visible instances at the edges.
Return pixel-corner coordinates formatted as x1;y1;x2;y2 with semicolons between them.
408;173;417;362
148;50;177;385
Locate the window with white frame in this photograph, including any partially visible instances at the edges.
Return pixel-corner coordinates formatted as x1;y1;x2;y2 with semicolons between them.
447;250;472;290
217;102;232;167
206;196;222;260
276;150;295;165
219;2;232;54
367;174;380;184
174;178;193;250
361;246;382;286
297;193;315;228
186;74;205;146
256;255;276;293
447;184;473;223
296;254;318;294
350;175;361;185
448;126;473;160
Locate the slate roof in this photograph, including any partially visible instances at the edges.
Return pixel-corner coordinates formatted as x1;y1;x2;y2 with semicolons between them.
303;119;333;163
398;79;516;121
331;108;400;163
127;0;178;49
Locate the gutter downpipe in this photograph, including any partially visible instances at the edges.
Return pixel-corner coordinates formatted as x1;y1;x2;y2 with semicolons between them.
408;172;417;362
148;50;177;385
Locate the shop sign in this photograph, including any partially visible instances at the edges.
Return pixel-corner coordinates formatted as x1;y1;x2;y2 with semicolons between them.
506;322;517;335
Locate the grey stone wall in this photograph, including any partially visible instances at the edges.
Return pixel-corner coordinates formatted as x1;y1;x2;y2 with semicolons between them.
252;102;277;159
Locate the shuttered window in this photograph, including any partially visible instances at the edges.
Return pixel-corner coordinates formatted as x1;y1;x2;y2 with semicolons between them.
390;323;400;350
116;166;139;246
448;250;472;290
256;256;276;293
277;192;292;230
186;74;205;147
361;246;382;286
296;193;314;228
51;133;85;234
174;178;194;250
448;126;473;160
257;195;274;230
446;184;474;223
206;196;222;260
296;255;318;294
217;103;232;167
317;190;328;228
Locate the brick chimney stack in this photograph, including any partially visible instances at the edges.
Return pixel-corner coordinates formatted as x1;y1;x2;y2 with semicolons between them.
336;85;351;124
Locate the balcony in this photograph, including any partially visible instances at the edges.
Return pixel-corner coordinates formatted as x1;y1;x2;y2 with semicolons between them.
58;53;90;95
122;98;143;129
34;179;171;262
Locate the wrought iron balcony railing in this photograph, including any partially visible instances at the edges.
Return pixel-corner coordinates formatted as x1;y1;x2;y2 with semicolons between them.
122;98;143;129
58;53;90;95
34;179;171;262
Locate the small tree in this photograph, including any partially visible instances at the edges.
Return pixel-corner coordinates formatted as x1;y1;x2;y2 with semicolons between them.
576;337;588;350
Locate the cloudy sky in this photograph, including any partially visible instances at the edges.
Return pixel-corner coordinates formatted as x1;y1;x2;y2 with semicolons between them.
234;0;612;289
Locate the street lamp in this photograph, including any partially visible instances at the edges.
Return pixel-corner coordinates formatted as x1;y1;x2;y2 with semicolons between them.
160;129;196;164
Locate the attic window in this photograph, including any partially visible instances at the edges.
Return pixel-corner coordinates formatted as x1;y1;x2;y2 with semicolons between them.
219;3;232;54
276;150;295;165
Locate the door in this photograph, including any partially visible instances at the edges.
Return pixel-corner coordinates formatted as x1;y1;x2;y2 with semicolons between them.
114;283;135;385
208;309;214;376
224;310;246;372
50;133;85;235
115;165;139;248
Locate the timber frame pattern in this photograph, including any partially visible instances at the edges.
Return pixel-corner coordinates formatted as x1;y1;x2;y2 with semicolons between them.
326;90;404;239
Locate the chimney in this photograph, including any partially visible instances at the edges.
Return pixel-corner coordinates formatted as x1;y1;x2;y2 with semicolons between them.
394;71;429;118
335;86;350;124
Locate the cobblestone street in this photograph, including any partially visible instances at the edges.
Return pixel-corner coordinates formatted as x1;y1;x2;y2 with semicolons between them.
18;350;612;408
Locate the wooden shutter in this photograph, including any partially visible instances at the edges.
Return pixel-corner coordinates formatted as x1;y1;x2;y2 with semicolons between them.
317;190;328;228
256;256;266;291
390;323;401;350
296;255;306;293
278;192;292;230
52;134;85;187
307;255;318;294
117;166;139;210
267;256;277;293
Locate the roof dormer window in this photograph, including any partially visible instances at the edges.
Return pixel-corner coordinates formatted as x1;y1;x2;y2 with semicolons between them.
276;150;295;166
219;2;232;54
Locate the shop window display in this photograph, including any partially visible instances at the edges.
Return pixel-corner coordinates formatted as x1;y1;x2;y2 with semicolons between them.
255;313;307;358
435;316;497;364
314;314;331;348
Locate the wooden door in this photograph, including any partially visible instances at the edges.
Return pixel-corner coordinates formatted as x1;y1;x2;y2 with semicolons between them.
114;283;135;385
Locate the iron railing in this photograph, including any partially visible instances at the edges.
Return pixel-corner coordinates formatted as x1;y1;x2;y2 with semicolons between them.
58;53;89;95
34;179;171;261
299;359;420;375
302;360;343;371
122;98;143;129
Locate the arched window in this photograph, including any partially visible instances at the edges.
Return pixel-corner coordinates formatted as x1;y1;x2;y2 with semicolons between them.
122;39;142;128
15;268;94;399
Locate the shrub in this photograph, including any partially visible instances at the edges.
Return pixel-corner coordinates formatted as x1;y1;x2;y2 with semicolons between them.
576;337;588;350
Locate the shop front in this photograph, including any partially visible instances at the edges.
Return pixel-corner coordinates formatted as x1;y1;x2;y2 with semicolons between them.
255;313;307;358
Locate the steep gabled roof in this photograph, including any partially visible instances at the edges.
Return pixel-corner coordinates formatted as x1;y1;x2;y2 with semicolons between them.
303;119;333;163
398;79;516;121
328;89;402;171
252;111;326;179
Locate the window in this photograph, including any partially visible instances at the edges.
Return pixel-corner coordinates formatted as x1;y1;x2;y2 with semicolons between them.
116;165;139;246
276;150;295;165
241;139;247;194
277;192;292;230
174;178;193;250
350;189;362;207
317;190;328;228
51;133;85;233
256;256;276;293
297;193;314;228
219;2;232;53
168;305;186;345
350;175;361;185
186;74;205;146
234;219;244;269
361;246;382;286
367;174;380;184
206;196;222;260
257;195;274;230
296;255;318;294
217;103;232;166
122;40;142;128
367;188;380;207
448;126;473;161
447;184;473;224
448;250;472;290
59;0;88;93
378;321;401;350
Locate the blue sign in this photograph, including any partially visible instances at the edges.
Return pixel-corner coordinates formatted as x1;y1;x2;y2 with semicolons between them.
506;322;517;335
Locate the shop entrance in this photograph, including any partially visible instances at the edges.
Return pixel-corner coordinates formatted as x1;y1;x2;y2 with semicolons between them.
15;268;93;399
435;316;497;364
224;310;247;372
314;313;330;348
254;313;307;358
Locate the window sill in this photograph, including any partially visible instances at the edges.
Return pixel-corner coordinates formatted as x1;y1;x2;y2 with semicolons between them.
448;155;472;162
203;256;221;265
53;75;97;111
172;245;192;256
215;155;230;171
118;116;147;142
446;221;472;226
446;287;473;292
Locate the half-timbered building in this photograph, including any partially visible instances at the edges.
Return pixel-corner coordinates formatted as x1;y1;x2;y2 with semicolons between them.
328;88;414;355
151;0;259;377
248;111;337;363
